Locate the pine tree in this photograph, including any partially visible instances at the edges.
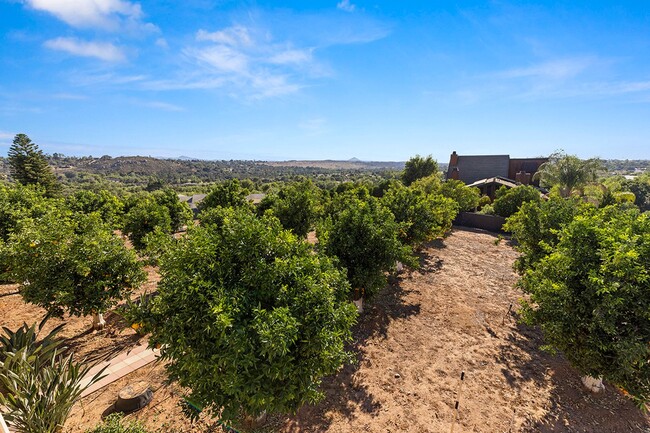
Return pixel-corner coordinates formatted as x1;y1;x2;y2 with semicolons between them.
8;134;61;197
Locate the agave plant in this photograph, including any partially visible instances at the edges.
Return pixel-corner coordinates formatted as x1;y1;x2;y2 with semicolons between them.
0;319;64;369
0;320;106;433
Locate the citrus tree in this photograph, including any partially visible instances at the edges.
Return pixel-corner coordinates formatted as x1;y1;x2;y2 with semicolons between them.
492;185;541;218
0;184;59;282
198;179;250;211
440;179;480;212
122;196;172;250
129;207;357;421
66;189;124;228
152;188;193;231
257;179;322;238
519;206;650;406
320;195;414;300
6;211;145;329
382;182;457;249
504;195;591;273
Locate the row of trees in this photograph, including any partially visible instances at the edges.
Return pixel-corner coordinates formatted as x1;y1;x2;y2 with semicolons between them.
2;144;475;429
504;153;650;407
120;157;467;423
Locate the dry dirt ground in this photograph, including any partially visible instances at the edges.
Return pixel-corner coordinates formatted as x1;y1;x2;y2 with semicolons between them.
1;228;648;432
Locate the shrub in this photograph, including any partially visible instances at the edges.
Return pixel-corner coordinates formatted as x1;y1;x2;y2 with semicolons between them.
402;154;438;186
440;180;480;212
382;183;457;248
320;196;414;298
198;179;250;211
152;188;193;232
85;414;151;433
0;322;105;433
519;206;650;407
492;185;541;218
257;179;322;238
122;197;172;250
504;195;590;273
6;211;146;328
66;189;124;227
129;207;357;421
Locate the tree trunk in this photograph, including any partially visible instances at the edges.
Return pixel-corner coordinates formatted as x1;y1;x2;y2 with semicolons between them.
581;375;604;393
92;312;106;330
353;298;364;313
243;411;267;429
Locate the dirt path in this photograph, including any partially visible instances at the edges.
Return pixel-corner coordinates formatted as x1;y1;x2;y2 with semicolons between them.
281;228;649;433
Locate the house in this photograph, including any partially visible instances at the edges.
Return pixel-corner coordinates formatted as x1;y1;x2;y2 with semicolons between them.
466;176;518;199
446;151;547;199
178;194;206;215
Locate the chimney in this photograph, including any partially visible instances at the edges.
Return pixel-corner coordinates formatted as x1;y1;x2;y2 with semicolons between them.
451;167;460;180
515;171;531;185
450;151;459;167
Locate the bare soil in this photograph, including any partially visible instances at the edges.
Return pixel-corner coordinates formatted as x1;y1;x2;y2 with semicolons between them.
2;228;648;432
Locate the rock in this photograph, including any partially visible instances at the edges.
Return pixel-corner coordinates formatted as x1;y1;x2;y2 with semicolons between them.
394;373;401;379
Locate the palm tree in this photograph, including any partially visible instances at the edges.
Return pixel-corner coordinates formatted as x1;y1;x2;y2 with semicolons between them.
534;151;604;198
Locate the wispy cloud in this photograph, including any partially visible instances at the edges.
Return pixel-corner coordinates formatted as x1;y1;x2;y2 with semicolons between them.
449;56;650;104
52;93;88;100
496;58;595;80
146;24;317;98
188;44;249;73
134;100;185;111
25;0;157;33
337;0;356;13
269;49;313;65
0;131;15;140
196;26;253;47
44;37;126;62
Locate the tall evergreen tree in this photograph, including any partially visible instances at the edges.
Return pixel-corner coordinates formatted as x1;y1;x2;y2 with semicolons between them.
8;134;60;197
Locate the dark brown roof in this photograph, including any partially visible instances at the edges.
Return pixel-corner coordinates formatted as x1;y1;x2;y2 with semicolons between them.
447;155;510;184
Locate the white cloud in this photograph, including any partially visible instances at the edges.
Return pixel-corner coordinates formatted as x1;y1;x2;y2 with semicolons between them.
25;0;156;32
189;45;249;73
160;25;316;98
135;100;185;111
497;58;594;81
269;49;313;65
337;0;356;12
155;38;168;49
44;37;126;62
196;26;252;47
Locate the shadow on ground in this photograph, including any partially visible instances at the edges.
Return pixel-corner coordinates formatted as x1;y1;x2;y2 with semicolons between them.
497;318;650;432
64;311;144;364
283;263;435;432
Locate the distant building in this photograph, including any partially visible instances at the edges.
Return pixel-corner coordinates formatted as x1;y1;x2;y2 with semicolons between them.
178;194;207;215
446;151;548;199
178;193;266;215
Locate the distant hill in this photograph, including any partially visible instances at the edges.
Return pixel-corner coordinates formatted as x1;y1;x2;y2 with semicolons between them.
263;159;404;170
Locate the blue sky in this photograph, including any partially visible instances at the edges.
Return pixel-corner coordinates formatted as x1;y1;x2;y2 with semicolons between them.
1;1;649;161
